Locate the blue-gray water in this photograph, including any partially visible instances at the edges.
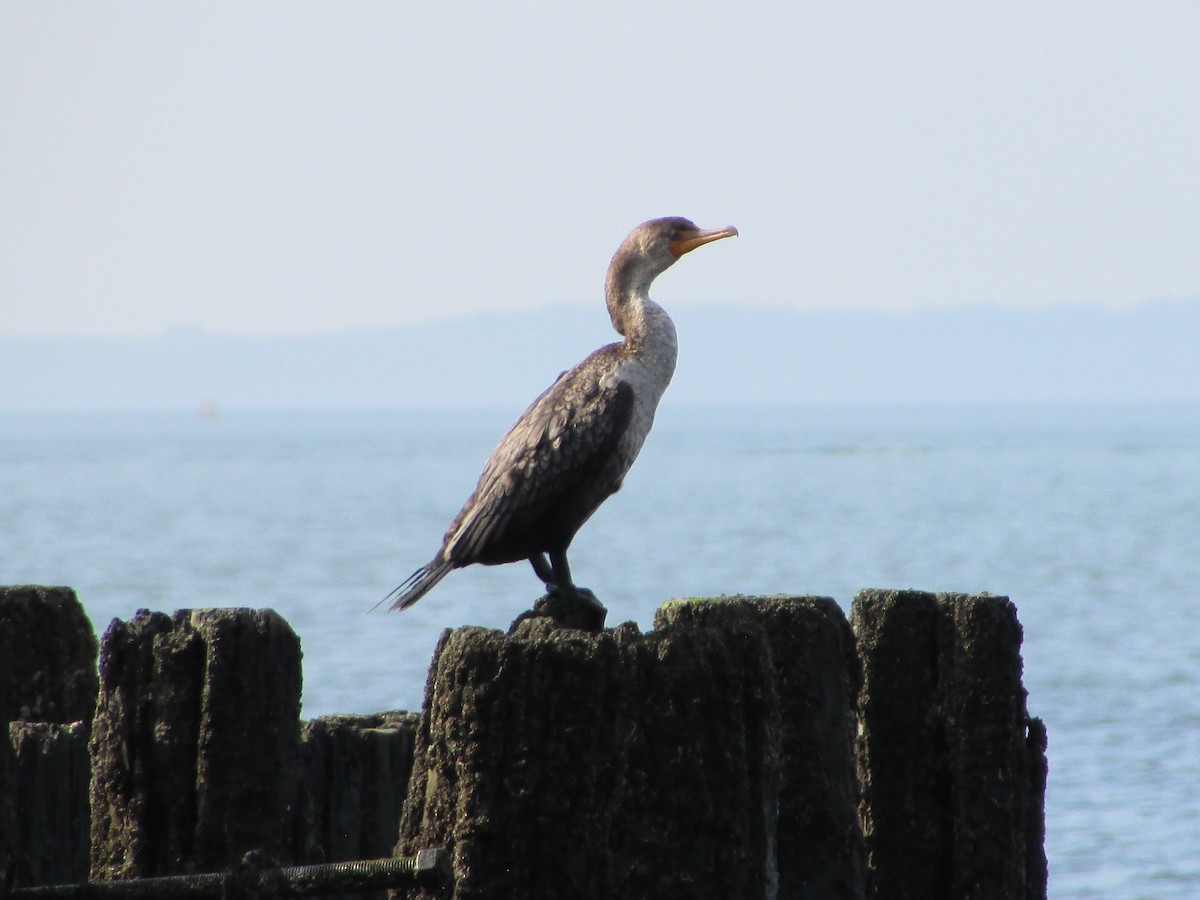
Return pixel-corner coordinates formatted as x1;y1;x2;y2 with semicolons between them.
2;403;1198;898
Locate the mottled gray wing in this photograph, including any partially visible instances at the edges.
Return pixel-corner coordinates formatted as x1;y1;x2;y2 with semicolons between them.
441;364;635;563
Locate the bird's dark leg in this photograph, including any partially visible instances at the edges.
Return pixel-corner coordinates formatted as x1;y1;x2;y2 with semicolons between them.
529;554;555;591
548;549;605;612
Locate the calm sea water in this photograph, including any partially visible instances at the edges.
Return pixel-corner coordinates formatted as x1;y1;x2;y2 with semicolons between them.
2;403;1198;898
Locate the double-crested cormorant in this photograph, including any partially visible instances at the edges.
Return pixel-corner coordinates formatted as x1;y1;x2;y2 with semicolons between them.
383;216;738;612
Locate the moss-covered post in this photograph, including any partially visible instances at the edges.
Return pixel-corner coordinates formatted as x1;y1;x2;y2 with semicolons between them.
397;595;871;900
851;590;1047;900
396;606;782;900
0;585;98;727
1;620;14;885
89;607;303;880
298;712;421;868
655;596;866;900
8;722;91;886
1;586;98;888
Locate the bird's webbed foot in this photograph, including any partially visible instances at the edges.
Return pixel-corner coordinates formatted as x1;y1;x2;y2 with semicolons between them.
547;583;605;613
522;587;606;633
518;554;607;632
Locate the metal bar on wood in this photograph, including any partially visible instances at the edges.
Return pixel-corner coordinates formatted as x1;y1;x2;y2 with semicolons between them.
5;849;450;899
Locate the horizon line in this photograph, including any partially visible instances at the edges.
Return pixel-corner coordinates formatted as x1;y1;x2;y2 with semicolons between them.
2;295;1197;343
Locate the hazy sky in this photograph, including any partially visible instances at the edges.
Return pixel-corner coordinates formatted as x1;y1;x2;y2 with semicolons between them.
4;4;1198;338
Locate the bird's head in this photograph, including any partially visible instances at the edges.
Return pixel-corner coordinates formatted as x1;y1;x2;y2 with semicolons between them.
607;216;738;301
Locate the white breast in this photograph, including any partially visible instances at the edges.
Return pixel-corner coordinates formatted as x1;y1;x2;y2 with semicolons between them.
609;298;678;465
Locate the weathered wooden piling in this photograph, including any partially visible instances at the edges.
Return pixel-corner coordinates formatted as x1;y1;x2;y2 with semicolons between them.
850;589;1048;900
396;595;870;900
1;619;14;887
395;613;778;899
298;712;421;898
89;607;304;880
0;586;98;728
2;585;1047;899
1;586;98;888
655;596;867;899
82;606;421;897
8;722;91;888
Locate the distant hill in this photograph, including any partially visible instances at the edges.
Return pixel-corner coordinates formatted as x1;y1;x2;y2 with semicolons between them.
3;301;1198;411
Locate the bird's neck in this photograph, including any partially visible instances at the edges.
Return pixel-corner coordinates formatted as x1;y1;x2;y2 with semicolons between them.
607;285;678;378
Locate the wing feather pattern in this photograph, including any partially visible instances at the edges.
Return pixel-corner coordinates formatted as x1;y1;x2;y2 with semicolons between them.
443;351;635;564
380;347;635;611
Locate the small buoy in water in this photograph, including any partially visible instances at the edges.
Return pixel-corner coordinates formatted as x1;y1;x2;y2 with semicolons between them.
199;400;217;421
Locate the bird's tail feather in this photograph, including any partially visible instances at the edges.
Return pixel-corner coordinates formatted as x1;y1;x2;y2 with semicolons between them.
376;558;454;612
